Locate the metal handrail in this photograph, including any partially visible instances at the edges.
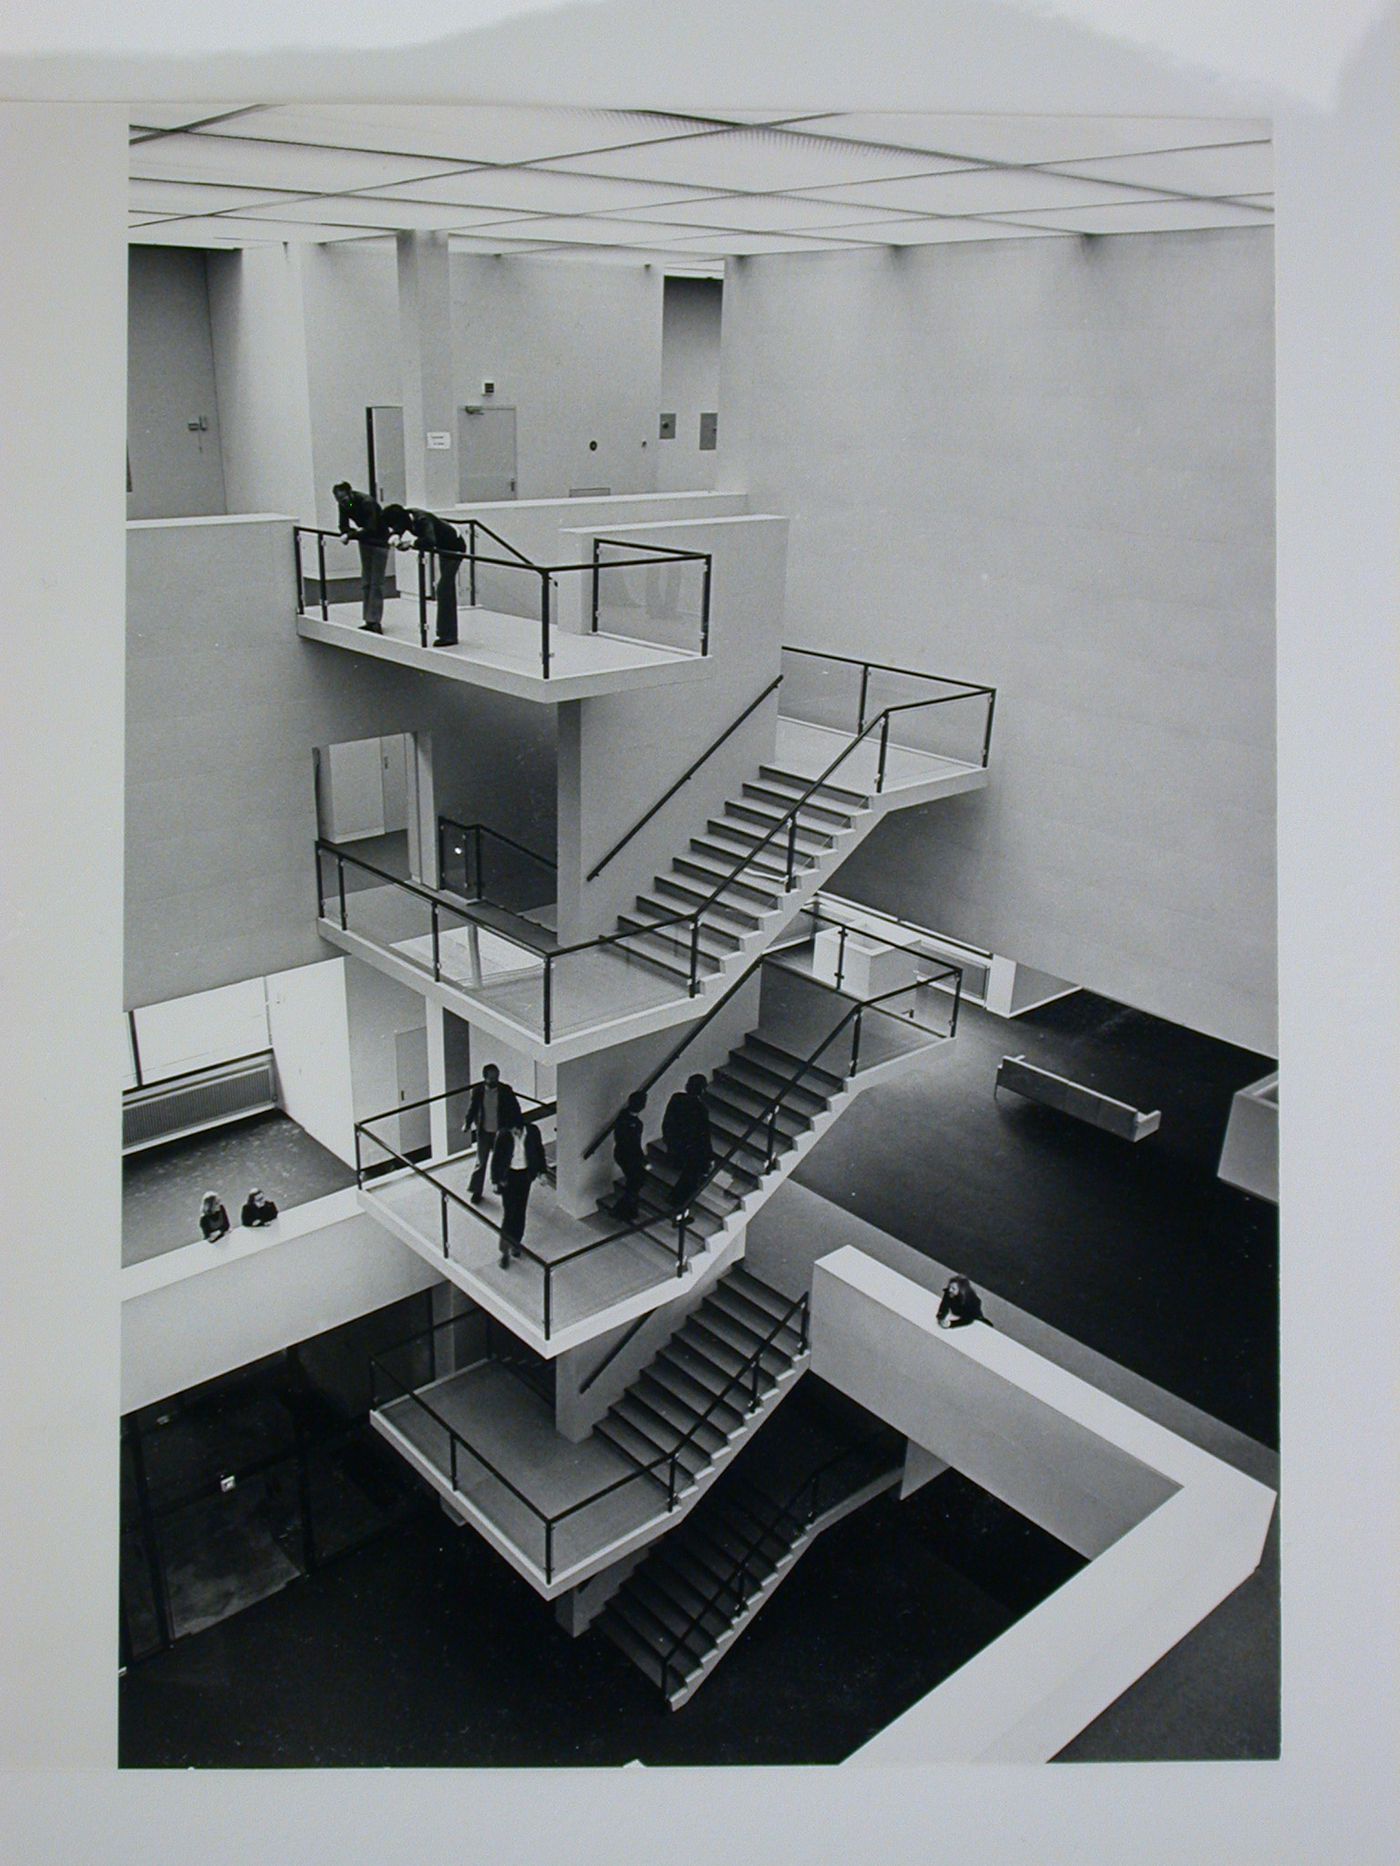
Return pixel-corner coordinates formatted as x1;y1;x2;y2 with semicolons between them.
438;815;557;874
586;673;783;882
655;1425;899;1696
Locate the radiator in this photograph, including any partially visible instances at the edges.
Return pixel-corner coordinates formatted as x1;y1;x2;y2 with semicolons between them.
123;1052;279;1154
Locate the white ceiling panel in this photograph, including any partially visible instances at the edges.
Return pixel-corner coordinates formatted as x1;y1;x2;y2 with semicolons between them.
129;104;261;135
1051;141;1274;198
609;192;917;233
798;168;1174;217
128;222;266;248
839;217;1070;245
788;113;1272;166
130;132;466;194
986;199;1275;234
237;195;522;232
195;104;720;166
145;213;382;244
360;167;727;217
664;229;891;256
547;126;967;192
130;178;306;216
475;215;714;248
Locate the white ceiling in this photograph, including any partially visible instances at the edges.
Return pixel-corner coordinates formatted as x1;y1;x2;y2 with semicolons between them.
128;103;1273;271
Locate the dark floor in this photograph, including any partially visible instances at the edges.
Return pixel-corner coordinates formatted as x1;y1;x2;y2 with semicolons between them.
334;828;410;890
793;989;1279;1447
122;1110;357;1267
119;1438;1083;1769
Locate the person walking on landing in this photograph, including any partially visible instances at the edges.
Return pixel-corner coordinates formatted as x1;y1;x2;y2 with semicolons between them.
662;1073;713;1221
382;503;466;647
491;1118;547;1270
331;481;392;632
612;1089;649;1222
463;1064;523;1203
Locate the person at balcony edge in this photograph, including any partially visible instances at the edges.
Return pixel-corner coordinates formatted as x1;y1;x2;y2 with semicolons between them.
464;1063;524;1203
381;503;465;648
198;1192;230;1242
936;1274;990;1329
491;1119;547;1270
612;1089;649;1222
662;1073;713;1220
240;1188;279;1229
331;481;391;633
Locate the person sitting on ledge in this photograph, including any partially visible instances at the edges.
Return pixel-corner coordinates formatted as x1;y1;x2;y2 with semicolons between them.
936;1274;990;1328
240;1188;279;1229
199;1192;230;1242
381;503;466;648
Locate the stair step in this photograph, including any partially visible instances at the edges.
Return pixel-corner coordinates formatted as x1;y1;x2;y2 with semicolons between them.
726;1265;806;1327
723;1054;830;1118
625;1573;726;1655
723;799;836;850
676;1320;778;1394
741;781;854;830
614;922;727;977
645;1361;748;1431
645;1554;740;1635
760;764;871;810
709;1505;792;1573
631;900;747;951
688;1519;779;1586
672;853;786;909
612;1397;720;1470
609;1586;704;1662
645;1144;760;1198
745;1032;846;1093
597;1413;706;1484
687;1309;791;1378
708;1282;803;1348
657;1543;752;1615
599;1612;669;1688
611;1182;730;1239
707;1077;813;1136
705;1114;782;1169
619;912;741;962
651;876;766;931
697;827;814;879
631;1379;734;1453
664;1337;748;1401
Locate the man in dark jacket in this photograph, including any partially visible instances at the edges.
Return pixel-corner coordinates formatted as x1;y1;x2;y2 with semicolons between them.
382;503;466;646
612;1089;649;1221
332;481;391;632
662;1073;712;1219
464;1064;524;1202
491;1119;547;1269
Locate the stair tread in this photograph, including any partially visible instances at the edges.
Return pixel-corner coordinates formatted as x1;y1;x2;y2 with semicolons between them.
741;781;854;827
599;1413;706;1482
760;764;871;808
645;1363;747;1429
629;1382;732;1451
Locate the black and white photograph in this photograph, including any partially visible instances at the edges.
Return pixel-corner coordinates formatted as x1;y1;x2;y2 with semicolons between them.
1;2;1396;1862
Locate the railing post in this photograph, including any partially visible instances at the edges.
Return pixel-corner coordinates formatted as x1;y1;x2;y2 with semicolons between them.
316;532;328;620
468;521;478;607
431;900;441;981
856;661;871;735
981;687;997;768
293;528;305;614
668;1455;678;1511
699;554;712;655
688;916;702;997
540;572;552;679
676;1216;688;1278
450;1436;458;1495
765;1104;779;1172
474;822;485;901
590;538;600;633
315;847;326;920
336;854;347;930
799;1296;810;1354
544;1265;553;1342
785;814;799;890
543;955;553;1045
749;1353;762;1413
876;712;891;793
440;1188;449;1258
545;1520;554;1582
835;922;848;992
354;1124;363;1188
850;1005;864;1076
417;550;428;647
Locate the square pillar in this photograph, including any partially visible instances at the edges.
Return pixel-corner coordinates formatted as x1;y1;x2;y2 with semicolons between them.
396;230;457;508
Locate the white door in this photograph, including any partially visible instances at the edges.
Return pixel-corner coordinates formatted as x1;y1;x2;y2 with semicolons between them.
459;406;517;501
323;739;386;842
379;735;409;834
395;1026;430;1156
368;405;406;506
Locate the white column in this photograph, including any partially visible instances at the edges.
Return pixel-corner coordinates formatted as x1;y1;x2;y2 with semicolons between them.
396;230;457;508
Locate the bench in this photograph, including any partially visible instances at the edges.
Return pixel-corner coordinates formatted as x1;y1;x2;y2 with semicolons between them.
994;1054;1161;1142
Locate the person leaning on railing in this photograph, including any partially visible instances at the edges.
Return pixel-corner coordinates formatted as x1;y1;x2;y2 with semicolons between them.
381;503;465;648
332;481;392;633
199;1192;230;1242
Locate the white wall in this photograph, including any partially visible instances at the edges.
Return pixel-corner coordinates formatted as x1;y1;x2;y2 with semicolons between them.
132;977;269;1081
657;276;723;493
120;1192;438;1412
345;955;428;1135
451;255;663;500
207;245;318;522
301;242;402;529
127;247;226;520
265;957;356;1163
719;230;1276;1053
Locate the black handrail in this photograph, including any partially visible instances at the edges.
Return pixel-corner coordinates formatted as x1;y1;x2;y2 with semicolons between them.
655;1425;898;1696
438;815;556;874
586;674;783;883
775;903;967;1033
782;643;997;764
